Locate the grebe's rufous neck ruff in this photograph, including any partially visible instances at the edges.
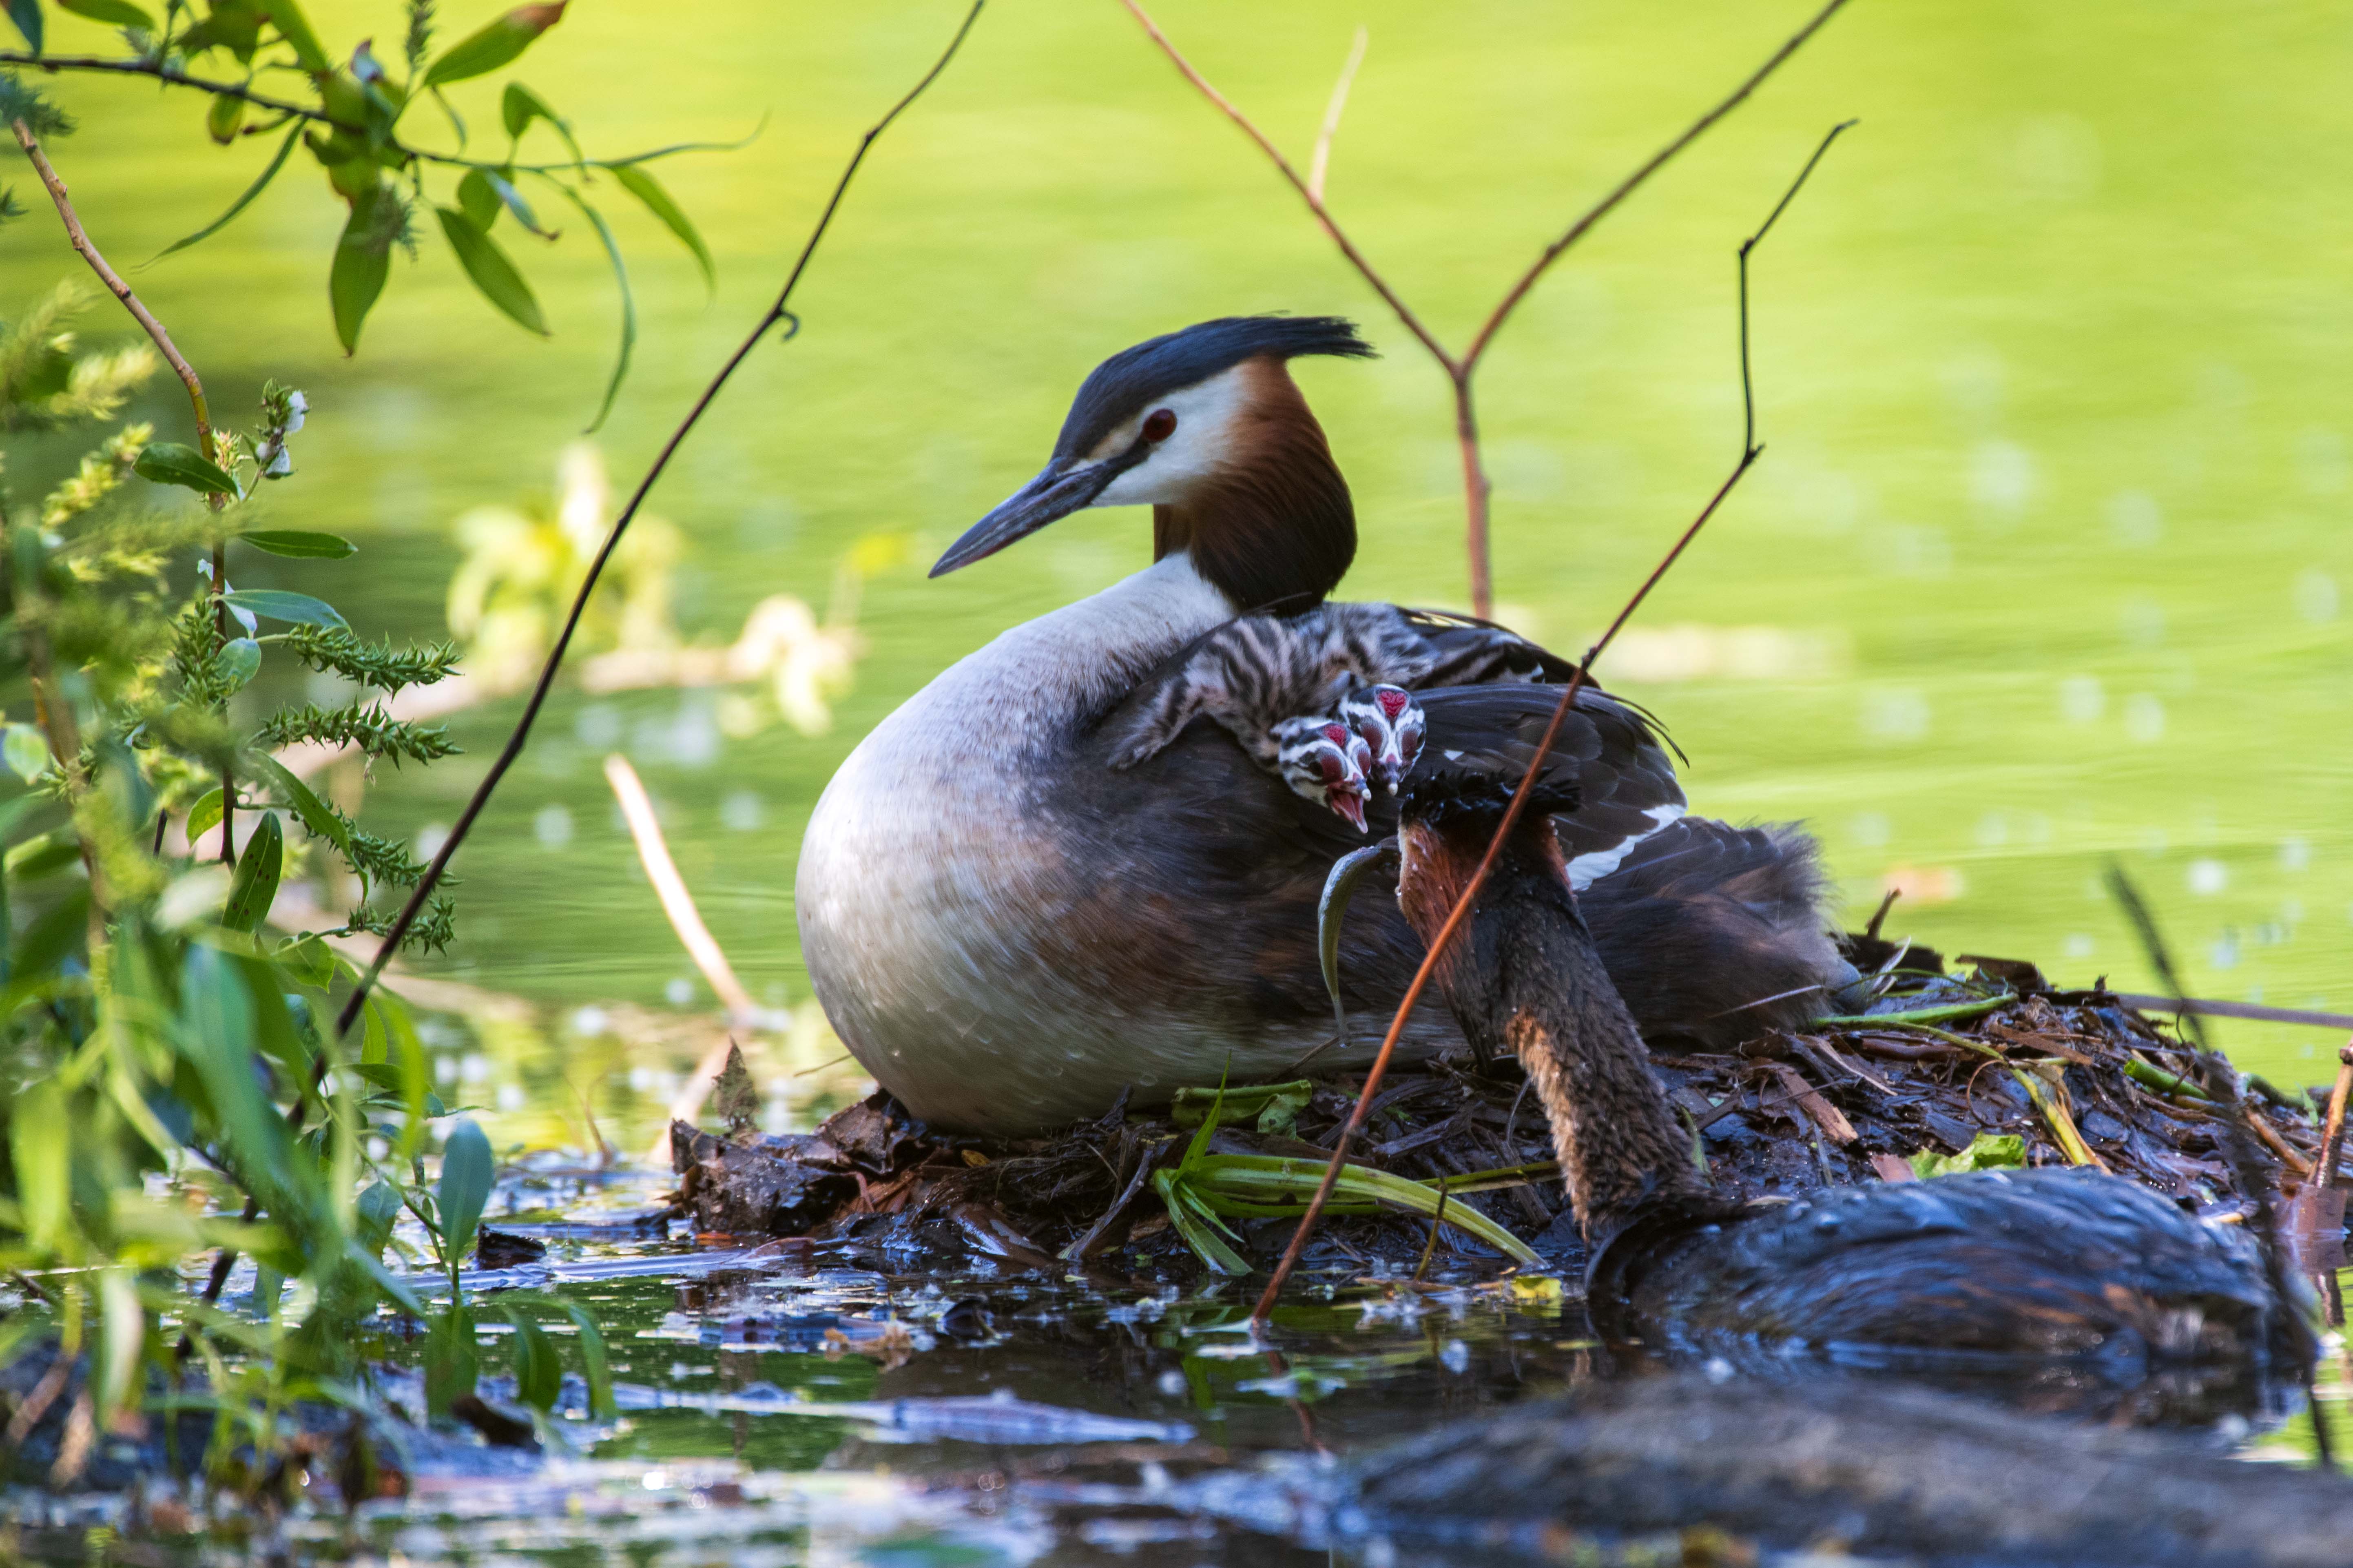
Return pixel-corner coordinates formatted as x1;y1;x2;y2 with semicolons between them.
929;315;1373;613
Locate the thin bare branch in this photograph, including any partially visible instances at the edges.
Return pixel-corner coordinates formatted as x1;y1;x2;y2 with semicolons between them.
1461;0;1852;372
11;118;212;435
334;0;989;1037
1742;119;1855;452
1307;26;1367;205
1122;0;1850;619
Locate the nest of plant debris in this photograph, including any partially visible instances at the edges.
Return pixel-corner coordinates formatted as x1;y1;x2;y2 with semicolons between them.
668;932;2347;1280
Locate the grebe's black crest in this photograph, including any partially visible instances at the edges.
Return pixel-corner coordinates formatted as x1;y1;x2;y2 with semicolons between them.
1053;314;1374;461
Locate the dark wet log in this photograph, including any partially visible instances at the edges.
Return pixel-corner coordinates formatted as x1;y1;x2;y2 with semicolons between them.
1349;1373;2353;1567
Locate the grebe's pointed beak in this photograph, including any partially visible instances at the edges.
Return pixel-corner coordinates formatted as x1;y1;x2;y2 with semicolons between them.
930;441;1148;578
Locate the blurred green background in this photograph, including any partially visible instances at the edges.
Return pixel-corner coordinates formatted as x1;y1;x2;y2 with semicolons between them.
7;0;2348;1140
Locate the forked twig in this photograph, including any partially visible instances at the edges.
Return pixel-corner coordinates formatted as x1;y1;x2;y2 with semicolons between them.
1249;122;1854;1326
1121;0;1851;617
332;0;988;1037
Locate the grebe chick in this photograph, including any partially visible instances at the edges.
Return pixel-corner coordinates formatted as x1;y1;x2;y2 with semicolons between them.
1338;684;1423;795
1106;603;1535;774
1271;715;1373;832
1388;760;2307;1382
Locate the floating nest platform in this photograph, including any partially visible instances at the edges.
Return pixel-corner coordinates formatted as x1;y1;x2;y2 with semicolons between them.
671;933;2348;1282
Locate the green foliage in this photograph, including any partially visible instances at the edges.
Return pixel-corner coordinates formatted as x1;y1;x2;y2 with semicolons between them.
1150;1083;1544;1274
255;699;458;766
1;0;731;420
0;69;70;136
0;303;510;1484
284;624;460;695
0;282;158;432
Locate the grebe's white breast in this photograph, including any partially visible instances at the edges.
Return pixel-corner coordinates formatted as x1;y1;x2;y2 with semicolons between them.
795;552;1237;1128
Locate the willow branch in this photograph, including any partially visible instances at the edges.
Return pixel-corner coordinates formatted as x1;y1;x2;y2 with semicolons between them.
1250;121;1854;1324
332;0;988;1037
12;113;239;864
11;117;211;432
0;52;745;176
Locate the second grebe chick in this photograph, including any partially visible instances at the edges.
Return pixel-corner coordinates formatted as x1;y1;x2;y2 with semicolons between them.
1338;684;1423;795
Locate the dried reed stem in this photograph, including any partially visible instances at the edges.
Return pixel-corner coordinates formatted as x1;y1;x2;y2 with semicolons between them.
604;754;761;1024
604;752;770;1164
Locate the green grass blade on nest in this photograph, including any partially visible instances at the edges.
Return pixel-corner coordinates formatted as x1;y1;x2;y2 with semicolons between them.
1815;996;2008;1029
1186;1154;1541;1267
1152;1169;1251;1275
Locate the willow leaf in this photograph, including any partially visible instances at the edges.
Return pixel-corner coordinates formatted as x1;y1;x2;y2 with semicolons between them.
550;184;632;432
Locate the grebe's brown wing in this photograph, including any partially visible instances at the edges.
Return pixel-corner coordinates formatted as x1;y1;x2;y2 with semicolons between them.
1581;817;1849;1047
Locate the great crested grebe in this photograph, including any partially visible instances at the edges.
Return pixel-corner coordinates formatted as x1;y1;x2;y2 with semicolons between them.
1384;747;2305;1383
797;314;1849;1133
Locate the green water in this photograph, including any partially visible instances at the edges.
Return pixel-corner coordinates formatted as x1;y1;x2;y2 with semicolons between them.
7;0;2350;1145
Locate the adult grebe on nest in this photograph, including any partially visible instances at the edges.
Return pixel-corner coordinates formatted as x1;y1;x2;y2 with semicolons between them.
799;314;1851;1132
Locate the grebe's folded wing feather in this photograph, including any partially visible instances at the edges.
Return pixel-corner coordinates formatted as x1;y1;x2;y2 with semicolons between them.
1414;682;1685;869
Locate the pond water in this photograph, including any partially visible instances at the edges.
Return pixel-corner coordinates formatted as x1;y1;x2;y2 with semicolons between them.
11;1162;2348;1566
6;0;2349;1146
4;0;2352;1552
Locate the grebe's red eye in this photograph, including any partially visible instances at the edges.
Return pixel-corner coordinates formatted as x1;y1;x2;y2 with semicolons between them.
1141;408;1177;443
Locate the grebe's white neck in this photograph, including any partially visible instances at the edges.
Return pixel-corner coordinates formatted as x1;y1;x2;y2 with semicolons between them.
860;550;1234;791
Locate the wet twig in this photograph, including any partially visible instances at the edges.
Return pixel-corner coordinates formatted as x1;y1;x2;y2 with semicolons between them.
332;0;989;1038
1249;123;1856;1325
1120;0;1851;616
